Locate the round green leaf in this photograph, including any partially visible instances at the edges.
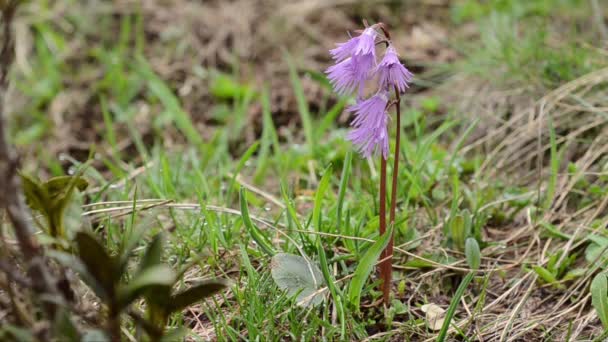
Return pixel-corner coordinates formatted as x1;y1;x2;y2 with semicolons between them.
465;238;481;270
271;253;325;307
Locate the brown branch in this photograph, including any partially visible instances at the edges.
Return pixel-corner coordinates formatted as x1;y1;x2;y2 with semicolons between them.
0;260;31;288
0;0;61;321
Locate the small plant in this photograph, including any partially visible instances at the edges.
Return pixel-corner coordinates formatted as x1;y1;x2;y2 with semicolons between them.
21;173;88;243
532;250;582;290
325;21;413;304
139;234;230;340
445;209;485;252
52;231;228;341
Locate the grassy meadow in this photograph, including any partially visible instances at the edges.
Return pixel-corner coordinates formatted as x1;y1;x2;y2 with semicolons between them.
1;0;608;340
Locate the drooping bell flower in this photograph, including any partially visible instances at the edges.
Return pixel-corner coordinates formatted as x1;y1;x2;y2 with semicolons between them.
329;27;377;62
376;45;413;93
346;91;390;159
326;27;378;96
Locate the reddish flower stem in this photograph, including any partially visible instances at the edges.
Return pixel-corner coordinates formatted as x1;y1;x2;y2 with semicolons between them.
383;85;402;304
390;87;401;225
376;21;398;306
379;155;388;304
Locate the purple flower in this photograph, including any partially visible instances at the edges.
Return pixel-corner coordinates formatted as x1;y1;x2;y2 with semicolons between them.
376;46;413;93
326;55;376;96
330;27;377;62
327;27;378;96
347;92;390;158
326;58;357;95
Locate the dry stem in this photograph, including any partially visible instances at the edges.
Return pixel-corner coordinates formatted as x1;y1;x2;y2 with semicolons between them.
0;0;61;327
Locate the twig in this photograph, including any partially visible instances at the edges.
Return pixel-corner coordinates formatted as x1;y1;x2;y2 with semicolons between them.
0;260;31;287
0;0;62;326
590;0;608;41
499;275;536;341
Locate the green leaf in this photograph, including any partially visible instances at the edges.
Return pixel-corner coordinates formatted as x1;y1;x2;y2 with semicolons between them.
139;234;164;272
347;226;393;310
210;72;251;100
586;235;608;264
402;226;421;251
45;175;88;199
160;328;189;342
20;173;48;213
540;222;572;240
118;265;175;309
592;273;608;329
48;250;108;301
46;175;88;221
1;324;36;342
404;253;456;269
465;238;481;270
145;287;172;328
168;279;230;313
24;175;89;238
436;272;475;342
532;265;564;289
240;188;275;256
76;231;118;299
271;253;325;307
532;265;557;283
63;189;87;239
54;309;80;341
562;268;585;282
450;214;466;251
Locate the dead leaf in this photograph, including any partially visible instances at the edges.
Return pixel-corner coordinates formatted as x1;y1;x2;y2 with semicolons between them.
421;303;446;331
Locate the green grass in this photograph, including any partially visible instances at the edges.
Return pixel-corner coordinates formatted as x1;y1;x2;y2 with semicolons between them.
453;0;605;88
4;0;608;340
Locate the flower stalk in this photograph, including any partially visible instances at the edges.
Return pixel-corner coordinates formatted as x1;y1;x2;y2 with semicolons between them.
325;21;413;305
383;85;401;303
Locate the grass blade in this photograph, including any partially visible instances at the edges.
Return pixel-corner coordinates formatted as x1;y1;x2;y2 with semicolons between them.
312;165;332;234
347;225;393;310
336;152;352;229
436;272;474;342
240;188;275;256
318;97;348;138
281;184;305;231
316;240;345;338
134;56;203;148
543;117;559;211
254;89;279;183
227;141;260;202
285;52;314;154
